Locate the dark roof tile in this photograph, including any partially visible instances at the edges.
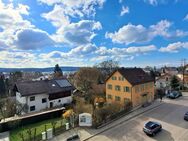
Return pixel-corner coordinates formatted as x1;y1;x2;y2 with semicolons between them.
107;67;154;85
15;79;74;96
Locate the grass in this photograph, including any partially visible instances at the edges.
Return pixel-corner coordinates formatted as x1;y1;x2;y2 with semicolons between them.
10;118;67;141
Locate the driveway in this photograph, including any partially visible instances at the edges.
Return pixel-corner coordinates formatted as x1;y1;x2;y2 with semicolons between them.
87;93;188;141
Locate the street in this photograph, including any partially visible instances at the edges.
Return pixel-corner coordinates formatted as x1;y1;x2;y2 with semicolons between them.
87;93;188;141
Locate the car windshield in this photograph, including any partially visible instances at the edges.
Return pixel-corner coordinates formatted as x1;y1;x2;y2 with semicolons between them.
171;92;178;96
145;122;157;129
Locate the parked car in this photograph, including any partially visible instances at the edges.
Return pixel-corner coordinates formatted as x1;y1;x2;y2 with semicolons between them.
168;91;182;99
66;134;80;141
177;91;182;96
143;121;162;136
184;112;188;121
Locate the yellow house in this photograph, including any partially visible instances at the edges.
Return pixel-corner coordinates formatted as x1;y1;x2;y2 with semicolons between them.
106;67;155;108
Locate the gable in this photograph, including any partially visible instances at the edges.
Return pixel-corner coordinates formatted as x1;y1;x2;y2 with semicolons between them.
106;67;154;86
106;71;132;87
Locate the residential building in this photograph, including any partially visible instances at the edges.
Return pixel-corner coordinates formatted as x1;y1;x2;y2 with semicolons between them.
155;73;172;89
14;78;74;114
161;67;178;76
106;67;155;108
177;71;188;88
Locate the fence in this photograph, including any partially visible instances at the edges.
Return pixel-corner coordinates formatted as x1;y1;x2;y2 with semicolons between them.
94;106;133;128
0;108;64;133
18;123;68;141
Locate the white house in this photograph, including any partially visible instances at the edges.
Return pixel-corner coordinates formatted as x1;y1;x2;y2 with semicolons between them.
14;79;74;114
155;73;172;89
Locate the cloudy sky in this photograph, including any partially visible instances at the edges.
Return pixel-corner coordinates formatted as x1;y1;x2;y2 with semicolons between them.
0;0;188;68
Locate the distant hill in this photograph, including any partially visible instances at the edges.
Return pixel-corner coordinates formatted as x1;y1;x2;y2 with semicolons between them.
0;67;80;73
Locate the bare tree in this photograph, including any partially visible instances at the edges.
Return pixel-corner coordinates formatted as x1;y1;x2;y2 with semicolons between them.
74;67;101;96
0;100;6;120
94;60;119;81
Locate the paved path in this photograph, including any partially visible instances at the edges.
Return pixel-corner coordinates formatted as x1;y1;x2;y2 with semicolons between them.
51;99;163;141
0;132;9;141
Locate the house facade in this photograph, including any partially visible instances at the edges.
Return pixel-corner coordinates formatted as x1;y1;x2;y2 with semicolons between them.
177;72;188;88
155;73;172;89
106;68;154;108
14;79;74;114
161;67;178;76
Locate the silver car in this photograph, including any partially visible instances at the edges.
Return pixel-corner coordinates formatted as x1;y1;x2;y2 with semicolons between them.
143;121;162;136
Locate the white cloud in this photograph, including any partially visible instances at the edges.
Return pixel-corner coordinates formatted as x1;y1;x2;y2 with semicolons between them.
41;4;70;28
37;44;156;67
0;41;156;68
106;20;188;45
0;51;38;68
38;0;62;6
119;0;123;3
40;44;97;59
0;1;34;48
39;0;106;19
184;14;188;21
0;2;31;29
96;45;157;56
68;44;97;56
93;45;156;63
53;20;102;45
120;6;129;16
0;40;8;50
144;0;158;5
159;42;188;53
40;0;105;46
143;0;170;5
144;0;179;5
14;28;54;50
16;4;30;15
0;1;58;51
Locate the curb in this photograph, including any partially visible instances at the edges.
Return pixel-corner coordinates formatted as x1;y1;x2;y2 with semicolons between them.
96;105;141;129
83;102;163;141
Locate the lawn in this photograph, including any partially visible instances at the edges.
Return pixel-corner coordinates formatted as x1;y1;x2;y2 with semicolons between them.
10;118;67;141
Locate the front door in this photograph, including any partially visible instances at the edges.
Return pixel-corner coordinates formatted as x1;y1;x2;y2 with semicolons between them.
50;102;53;108
141;94;148;105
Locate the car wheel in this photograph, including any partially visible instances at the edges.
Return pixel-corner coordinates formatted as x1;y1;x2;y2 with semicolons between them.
159;127;162;131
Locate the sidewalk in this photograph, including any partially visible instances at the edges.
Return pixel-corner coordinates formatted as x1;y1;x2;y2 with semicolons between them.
0;132;9;141
51;100;163;141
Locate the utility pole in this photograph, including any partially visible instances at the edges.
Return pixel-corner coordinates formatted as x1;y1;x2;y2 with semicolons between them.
182;59;186;90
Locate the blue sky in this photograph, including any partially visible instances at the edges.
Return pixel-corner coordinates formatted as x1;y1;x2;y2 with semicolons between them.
0;0;188;68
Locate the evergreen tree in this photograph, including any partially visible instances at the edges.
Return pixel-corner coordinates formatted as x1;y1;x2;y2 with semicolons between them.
0;76;6;95
170;75;180;90
150;70;156;83
54;64;63;78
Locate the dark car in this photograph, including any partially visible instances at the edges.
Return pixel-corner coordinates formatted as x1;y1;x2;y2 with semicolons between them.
143;121;162;136
66;134;80;141
184;112;188;121
177;91;182;97
168;91;182;99
166;92;171;98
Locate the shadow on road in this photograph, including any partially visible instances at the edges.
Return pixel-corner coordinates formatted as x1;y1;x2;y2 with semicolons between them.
144;100;188;129
153;129;174;141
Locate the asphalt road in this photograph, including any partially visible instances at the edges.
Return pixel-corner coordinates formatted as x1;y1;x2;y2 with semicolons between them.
87;93;188;141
